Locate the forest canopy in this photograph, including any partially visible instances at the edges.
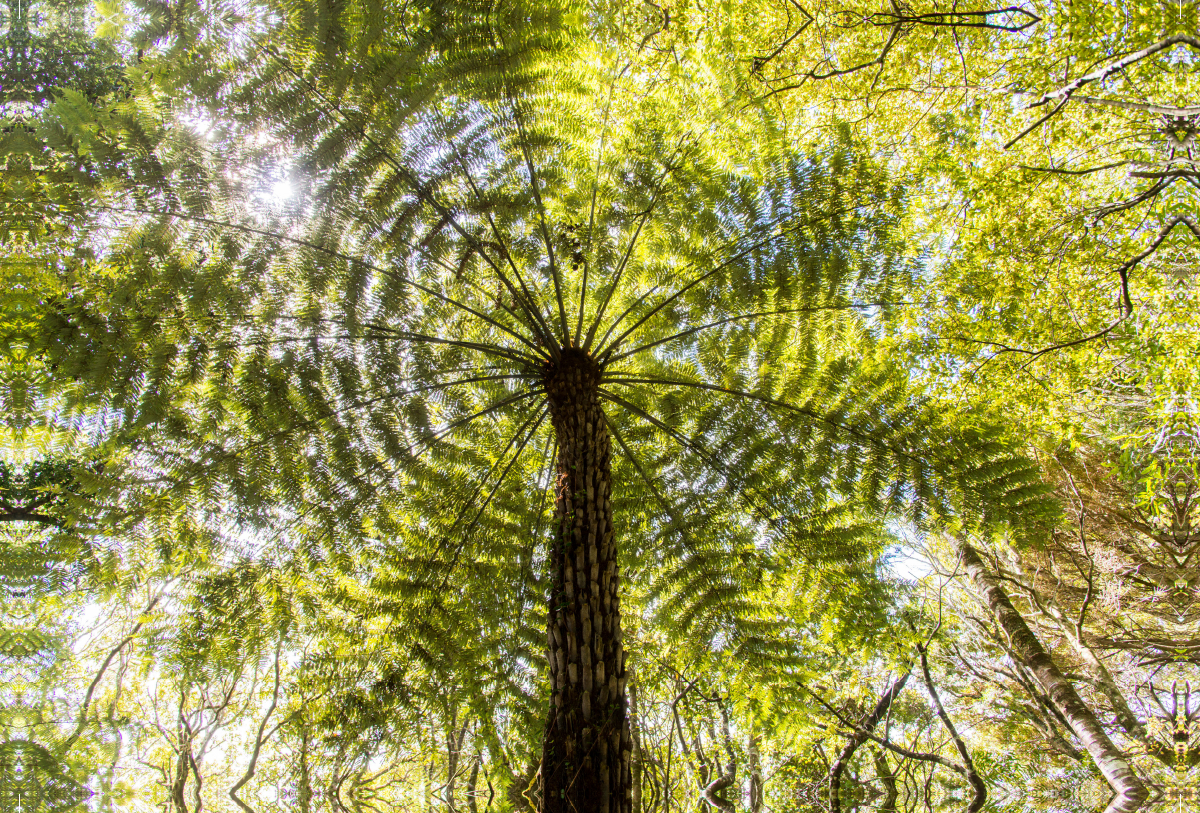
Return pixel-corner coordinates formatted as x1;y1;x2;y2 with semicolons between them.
0;1;1195;812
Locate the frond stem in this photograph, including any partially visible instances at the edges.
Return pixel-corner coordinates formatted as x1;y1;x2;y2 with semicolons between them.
603;306;861;364
95;204;546;361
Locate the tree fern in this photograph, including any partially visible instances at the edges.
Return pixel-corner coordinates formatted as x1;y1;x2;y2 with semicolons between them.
28;2;1058;810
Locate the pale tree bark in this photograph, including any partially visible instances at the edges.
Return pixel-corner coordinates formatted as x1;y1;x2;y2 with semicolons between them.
628;667;643;813
542;348;632;813
959;542;1147;813
1019;573;1169;766
444;714;469;813
748;727;763;813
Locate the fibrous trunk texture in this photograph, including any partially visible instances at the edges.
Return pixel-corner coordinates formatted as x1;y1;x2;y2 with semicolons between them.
628;667;643;813
542;348;632;813
958;542;1147;813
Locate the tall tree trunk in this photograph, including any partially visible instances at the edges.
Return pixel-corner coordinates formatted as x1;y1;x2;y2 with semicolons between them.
917;644;986;813
872;750;896;813
703;705;737;812
628;667;643;813
298;724;313;813
467;751;481;813
958;542;1147;813
446;713;467;813
830;672;909;813
171;745;191;813
748;727;763;813
1011;564;1168;766
424;723;434;813
542;348;631;813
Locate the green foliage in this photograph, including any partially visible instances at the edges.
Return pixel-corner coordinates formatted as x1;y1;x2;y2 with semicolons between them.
13;0;1188;811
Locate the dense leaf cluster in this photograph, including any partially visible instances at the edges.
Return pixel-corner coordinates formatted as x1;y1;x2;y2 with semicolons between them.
7;0;1194;811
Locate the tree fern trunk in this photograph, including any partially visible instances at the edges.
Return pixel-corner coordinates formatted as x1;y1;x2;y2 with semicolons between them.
542;348;632;813
629;667;643;813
